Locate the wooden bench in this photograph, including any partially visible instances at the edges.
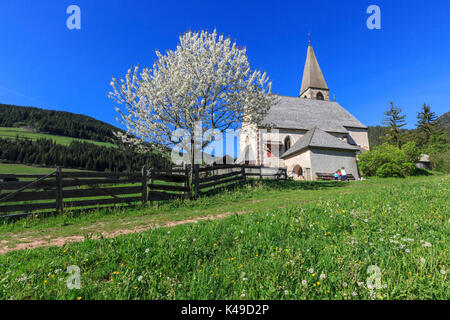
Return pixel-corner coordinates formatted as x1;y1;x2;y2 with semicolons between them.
316;172;355;181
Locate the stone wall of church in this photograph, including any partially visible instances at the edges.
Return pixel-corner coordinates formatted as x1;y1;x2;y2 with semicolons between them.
346;128;370;150
300;88;330;101
259;129;307;167
309;148;360;179
283;149;312;179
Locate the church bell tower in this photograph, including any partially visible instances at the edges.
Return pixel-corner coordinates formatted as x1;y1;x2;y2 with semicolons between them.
299;35;330;101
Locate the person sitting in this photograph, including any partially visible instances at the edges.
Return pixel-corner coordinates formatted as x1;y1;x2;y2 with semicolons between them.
333;171;339;181
340;167;347;181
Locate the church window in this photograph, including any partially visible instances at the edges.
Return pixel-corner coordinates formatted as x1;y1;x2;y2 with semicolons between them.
316;92;324;100
284;136;291;151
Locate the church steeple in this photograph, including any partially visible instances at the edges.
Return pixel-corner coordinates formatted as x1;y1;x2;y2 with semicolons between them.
299;36;330;101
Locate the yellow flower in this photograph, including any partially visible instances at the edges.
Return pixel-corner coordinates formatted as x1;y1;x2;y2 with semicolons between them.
210;290;213;293
134;287;138;290
77;297;82;300
85;259;88;262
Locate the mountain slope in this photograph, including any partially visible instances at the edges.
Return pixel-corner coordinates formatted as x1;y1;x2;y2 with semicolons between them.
0;103;125;144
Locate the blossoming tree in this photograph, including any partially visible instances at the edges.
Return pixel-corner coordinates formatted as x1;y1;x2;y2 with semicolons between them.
108;29;275;172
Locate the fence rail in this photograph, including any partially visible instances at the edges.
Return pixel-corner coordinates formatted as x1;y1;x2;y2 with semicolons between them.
0;164;286;220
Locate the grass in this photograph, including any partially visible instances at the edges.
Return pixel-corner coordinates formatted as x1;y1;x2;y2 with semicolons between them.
0;175;448;300
0;127;116;148
0;163;90;174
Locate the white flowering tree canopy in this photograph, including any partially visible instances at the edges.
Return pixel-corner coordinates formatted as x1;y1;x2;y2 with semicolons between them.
108;29;275;165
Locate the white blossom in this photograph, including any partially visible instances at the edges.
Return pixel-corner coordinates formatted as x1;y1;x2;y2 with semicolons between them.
108;29;275;167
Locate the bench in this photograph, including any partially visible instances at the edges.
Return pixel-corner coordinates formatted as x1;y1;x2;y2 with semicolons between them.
316;173;355;181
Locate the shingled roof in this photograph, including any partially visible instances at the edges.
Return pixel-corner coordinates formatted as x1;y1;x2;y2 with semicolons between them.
261;95;367;133
280;127;359;159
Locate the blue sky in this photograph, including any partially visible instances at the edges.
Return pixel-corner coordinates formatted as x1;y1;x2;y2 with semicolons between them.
0;0;449;156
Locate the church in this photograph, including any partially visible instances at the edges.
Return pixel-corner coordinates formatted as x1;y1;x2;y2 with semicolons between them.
237;40;370;180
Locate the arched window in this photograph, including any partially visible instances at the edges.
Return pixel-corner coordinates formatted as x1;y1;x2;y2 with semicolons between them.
284;136;291;151
316;92;324;100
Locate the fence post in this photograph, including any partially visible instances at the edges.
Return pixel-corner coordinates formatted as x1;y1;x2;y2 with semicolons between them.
259;165;263;180
55;166;63;215
141;165;147;204
148;168;153;205
241;165;246;181
184;166;191;199
193;164;199;199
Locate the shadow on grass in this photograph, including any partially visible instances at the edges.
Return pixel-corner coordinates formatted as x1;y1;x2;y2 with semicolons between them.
200;178;347;197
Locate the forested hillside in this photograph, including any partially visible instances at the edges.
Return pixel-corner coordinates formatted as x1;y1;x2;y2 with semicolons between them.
368;111;449;146
0;103;124;143
0;137;171;172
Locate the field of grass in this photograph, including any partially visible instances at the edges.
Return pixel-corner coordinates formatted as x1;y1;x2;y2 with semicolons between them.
0;175;448;300
0;163;89;174
0;127;116;148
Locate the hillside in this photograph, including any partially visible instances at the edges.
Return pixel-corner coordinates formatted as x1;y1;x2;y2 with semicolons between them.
0;103;124;144
0;103;172;172
0;127;116;148
368;111;450;146
436;111;450;135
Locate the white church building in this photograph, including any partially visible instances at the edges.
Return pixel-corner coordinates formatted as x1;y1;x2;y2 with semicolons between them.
237;41;370;180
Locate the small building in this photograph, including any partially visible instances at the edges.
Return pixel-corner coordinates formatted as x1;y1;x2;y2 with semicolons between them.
415;154;431;170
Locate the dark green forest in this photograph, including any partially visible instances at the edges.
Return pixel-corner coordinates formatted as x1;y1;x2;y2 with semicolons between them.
0;138;171;172
0;103;124;143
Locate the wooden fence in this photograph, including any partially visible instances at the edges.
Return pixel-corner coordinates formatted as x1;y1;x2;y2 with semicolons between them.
0;164;286;220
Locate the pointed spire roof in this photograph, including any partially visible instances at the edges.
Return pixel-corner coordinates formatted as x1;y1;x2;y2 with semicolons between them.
300;43;328;96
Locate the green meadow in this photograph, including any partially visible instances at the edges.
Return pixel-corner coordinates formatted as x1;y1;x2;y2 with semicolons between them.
0;175;448;300
0;127;116;148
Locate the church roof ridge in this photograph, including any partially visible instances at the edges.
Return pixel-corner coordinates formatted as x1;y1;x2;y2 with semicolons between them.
260;95;367;132
280;127;359;159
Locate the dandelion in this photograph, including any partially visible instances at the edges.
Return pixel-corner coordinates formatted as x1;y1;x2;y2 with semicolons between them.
77;297;82;300
284;290;289;295
301;280;307;286
308;268;314;273
320;273;326;280
420;258;426;264
422;242;432;247
343;282;348;287
440;269;446;275
145;248;150;253
241;293;245;298
352;291;358;296
138;276;143;282
357;282;364;287
405;249;410;253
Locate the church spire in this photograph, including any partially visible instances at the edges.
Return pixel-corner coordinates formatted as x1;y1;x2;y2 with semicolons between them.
299;37;330;101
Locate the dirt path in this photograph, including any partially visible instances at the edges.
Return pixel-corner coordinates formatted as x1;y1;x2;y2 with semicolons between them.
0;211;245;255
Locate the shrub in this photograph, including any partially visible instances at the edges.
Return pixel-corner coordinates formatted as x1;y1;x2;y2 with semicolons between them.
429;148;450;173
358;143;416;177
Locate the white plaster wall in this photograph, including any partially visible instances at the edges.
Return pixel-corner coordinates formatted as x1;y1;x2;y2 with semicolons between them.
309;148;360;179
347;128;370;150
283;150;312;179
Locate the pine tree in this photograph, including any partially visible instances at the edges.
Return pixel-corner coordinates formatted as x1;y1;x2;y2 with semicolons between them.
382;101;407;148
415;103;441;146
